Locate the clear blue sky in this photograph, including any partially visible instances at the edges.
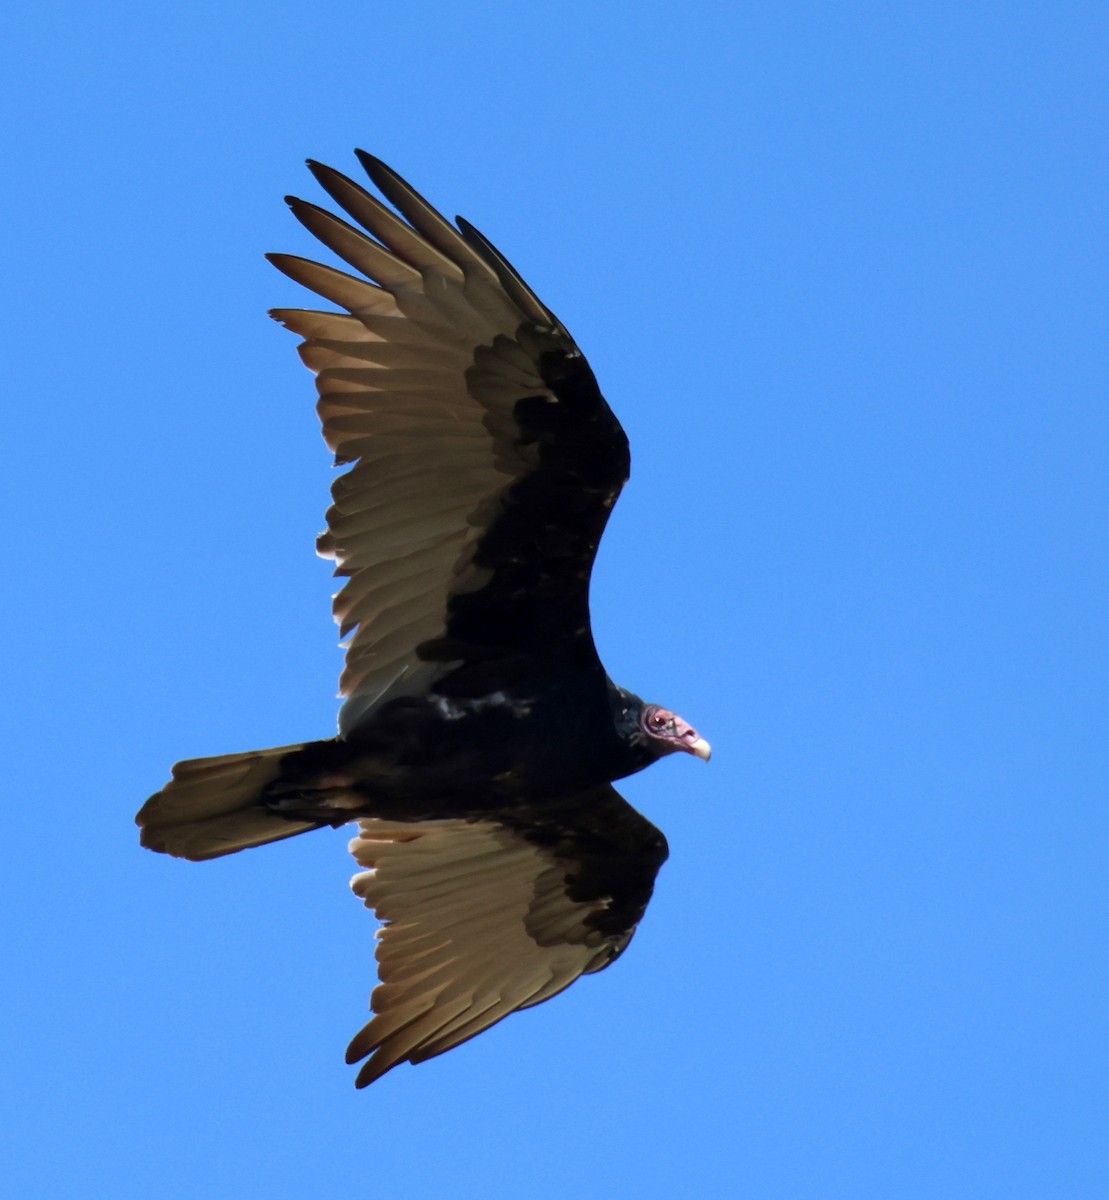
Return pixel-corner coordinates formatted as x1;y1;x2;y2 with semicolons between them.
3;3;1106;1198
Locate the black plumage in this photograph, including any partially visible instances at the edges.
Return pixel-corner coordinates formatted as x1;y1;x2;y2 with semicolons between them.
137;152;710;1087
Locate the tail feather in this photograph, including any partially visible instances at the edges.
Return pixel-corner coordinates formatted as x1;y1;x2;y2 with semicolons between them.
137;742;328;861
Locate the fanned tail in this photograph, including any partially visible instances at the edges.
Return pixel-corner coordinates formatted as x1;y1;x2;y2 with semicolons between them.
137;742;331;861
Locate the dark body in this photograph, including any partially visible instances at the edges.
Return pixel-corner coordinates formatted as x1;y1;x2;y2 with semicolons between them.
136;151;708;1087
270;674;657;819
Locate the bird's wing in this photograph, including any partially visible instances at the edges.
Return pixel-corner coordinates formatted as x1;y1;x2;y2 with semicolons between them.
269;153;630;734
344;784;668;1086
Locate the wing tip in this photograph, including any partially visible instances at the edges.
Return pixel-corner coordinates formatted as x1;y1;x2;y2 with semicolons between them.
353;147;387;178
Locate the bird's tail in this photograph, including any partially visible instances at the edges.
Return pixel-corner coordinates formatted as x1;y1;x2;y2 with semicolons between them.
137;742;332;862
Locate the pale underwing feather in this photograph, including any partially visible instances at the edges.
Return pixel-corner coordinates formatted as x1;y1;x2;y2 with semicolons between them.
270;154;601;732
345;813;636;1086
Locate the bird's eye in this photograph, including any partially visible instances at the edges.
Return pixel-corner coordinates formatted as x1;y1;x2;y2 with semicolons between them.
650;712;667;729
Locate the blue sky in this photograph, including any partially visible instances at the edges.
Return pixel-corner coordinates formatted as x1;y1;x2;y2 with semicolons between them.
3;3;1106;1197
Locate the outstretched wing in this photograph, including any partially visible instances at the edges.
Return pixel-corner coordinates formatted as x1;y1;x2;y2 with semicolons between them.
270;153;630;734
345;784;668;1086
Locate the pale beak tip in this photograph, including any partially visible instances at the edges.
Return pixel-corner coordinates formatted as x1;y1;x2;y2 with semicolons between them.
690;737;712;763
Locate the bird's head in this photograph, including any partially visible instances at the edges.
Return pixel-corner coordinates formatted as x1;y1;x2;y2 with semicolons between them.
610;685;711;767
639;704;712;762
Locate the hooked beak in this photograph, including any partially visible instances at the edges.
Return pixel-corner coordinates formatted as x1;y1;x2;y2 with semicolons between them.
687;736;712;762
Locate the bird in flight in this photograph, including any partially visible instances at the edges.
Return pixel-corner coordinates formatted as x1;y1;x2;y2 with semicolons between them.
137;151;710;1087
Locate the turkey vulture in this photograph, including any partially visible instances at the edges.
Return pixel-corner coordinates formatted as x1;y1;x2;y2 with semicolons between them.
137;151;710;1088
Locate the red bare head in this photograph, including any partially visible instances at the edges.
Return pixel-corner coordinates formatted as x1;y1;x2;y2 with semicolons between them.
640;705;712;761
